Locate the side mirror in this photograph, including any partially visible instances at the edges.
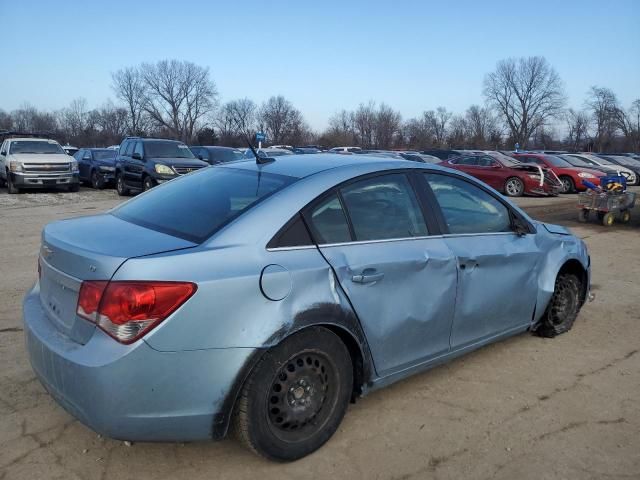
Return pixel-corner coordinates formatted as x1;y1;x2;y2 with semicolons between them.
512;217;529;236
0;151;6;156
197;154;204;160
131;152;142;160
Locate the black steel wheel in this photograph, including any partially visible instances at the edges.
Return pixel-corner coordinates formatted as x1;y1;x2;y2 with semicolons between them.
233;327;353;461
116;173;130;196
536;273;581;338
142;176;156;191
91;170;104;189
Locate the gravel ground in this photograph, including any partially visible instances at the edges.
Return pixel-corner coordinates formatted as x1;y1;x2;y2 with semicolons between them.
0;186;638;480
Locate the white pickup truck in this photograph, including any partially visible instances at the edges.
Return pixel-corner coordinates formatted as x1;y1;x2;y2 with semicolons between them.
0;137;80;193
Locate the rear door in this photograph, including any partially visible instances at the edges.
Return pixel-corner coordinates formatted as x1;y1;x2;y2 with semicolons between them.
78;149;92;180
422;172;541;348
305;172;458;376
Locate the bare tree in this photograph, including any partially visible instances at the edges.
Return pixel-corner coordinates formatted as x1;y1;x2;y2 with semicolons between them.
353;101;377;148
374;103;402;149
433;107;452;146
322;110;355;146
483;56;566;148
258;95;307;145
112;67;148;135
215;98;257;146
564;108;591;151
58;98;89;141
464;105;499;148
615;99;640;152
585;86;622;152
138;60;218;142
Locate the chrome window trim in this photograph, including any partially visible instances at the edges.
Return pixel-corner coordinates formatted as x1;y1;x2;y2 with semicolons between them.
266;229;518;251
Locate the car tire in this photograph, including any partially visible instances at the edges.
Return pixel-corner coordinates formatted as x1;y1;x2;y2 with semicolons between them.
560;176;575;194
91;170;104;189
504;177;524;197
536;273;582;338
620;209;631;223
68;183;79;193
116;173;130;196
142;176;156;192
7;172;20;194
233;326;353;461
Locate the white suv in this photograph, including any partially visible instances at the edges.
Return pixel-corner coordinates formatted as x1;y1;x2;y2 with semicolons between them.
0;138;80;193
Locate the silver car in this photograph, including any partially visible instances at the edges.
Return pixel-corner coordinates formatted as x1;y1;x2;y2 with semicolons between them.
23;154;590;460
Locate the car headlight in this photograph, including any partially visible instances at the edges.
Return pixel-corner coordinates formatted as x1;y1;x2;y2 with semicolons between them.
70;160;79;172
9;161;24;172
154;164;174;175
99;165;115;172
577;172;595;179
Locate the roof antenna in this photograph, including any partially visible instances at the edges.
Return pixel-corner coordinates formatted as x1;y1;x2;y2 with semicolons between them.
234;118;274;165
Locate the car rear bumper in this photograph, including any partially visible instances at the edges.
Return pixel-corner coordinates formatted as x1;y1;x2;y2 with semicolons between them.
23;284;255;442
12;172;79;187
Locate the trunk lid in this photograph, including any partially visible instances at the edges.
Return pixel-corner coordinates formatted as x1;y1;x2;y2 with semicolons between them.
39;213;197;344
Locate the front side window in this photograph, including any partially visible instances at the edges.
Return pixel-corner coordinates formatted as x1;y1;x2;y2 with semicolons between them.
133;142;144;158
113;167;296;243
340;174;428;241
425;174;512;234
308;194;351;244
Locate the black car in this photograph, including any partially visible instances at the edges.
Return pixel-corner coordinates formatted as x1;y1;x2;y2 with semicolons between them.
115;137;209;195
189;146;245;165
74;148;117;189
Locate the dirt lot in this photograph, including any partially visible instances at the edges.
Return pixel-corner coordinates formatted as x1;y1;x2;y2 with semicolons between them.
1;187;639;480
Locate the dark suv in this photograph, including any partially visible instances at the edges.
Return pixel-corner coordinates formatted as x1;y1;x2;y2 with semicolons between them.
115;137;209;195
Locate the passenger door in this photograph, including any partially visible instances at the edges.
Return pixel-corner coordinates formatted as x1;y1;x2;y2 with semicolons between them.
305;173;458;376
0;141;7;179
125;141;145;188
423;173;541;348
78;149;92;181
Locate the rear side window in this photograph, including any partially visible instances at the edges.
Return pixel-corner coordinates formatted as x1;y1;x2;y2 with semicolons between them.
268;214;313;248
308;194;352;244
340;174;428;241
425;174;512;234
113;168;296;243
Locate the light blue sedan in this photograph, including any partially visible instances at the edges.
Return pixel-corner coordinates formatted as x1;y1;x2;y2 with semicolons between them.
23;154;591;460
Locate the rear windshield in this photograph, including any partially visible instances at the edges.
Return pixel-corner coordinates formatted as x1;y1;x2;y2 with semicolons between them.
113;167;296;243
93;150;116;160
10;140;65;154
145;141;195;159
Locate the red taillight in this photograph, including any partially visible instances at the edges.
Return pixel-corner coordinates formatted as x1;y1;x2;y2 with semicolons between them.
77;281;108;321
76;281;197;344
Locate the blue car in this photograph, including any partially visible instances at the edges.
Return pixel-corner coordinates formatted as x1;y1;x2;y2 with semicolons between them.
23;154;591;460
74;148;117;189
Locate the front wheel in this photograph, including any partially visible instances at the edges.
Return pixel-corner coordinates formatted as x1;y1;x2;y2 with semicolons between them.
233;327;353;461
116;173;130;196
504;177;524;197
142;176;156;192
67;183;79;192
7;172;20;194
536;273;582;338
602;212;615;227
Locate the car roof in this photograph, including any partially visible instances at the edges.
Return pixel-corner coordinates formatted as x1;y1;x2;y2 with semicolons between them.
222;153;444;179
7;137;56;142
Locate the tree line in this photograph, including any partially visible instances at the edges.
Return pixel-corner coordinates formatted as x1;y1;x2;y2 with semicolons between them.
1;57;638;152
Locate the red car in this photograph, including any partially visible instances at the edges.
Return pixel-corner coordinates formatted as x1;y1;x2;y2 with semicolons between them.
513;153;604;193
439;151;562;197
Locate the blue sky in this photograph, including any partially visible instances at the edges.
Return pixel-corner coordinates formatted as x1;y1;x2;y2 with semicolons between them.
1;0;638;130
